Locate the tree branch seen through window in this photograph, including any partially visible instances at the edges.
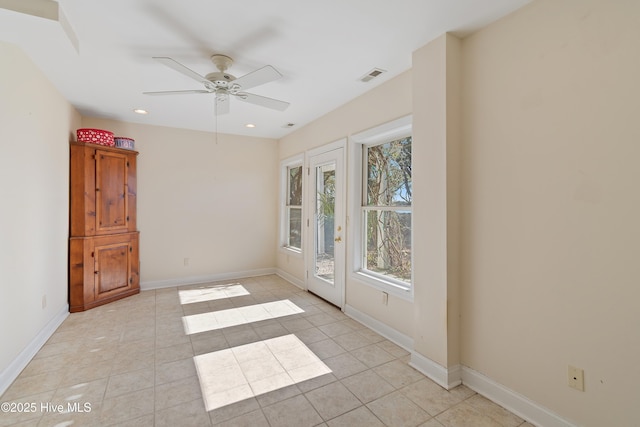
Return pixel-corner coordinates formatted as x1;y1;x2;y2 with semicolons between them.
364;137;412;283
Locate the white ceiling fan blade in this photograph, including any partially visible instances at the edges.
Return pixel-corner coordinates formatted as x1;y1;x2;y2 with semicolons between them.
143;90;212;96
233;65;282;91
236;92;290;111
153;57;209;84
215;95;230;115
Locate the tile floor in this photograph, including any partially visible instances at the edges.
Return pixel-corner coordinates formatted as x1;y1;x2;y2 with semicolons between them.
0;275;535;427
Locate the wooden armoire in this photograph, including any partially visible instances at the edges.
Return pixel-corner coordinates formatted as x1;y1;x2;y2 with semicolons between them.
69;141;140;312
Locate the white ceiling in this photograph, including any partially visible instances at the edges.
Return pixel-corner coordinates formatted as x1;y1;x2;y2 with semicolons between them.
0;0;530;139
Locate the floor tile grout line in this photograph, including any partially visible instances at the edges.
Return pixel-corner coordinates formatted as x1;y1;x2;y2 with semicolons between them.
1;275;524;427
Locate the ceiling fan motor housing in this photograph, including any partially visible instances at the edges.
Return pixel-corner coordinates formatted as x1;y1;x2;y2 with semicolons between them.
206;54;237;88
205;71;236;86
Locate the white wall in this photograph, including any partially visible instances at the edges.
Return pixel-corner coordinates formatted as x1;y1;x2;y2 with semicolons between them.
460;0;640;425
278;70;414;337
0;41;80;388
82;118;279;287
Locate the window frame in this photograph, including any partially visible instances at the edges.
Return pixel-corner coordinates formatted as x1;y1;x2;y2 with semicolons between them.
349;115;413;300
279;155;304;256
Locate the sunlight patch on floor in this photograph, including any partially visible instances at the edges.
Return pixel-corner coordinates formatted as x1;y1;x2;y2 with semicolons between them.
178;283;250;305
182;300;304;335
194;334;331;411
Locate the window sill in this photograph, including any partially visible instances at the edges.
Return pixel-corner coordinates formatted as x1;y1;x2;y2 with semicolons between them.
351;271;413;302
279;246;303;258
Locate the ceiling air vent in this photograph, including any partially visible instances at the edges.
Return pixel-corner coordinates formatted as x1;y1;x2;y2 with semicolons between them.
360;68;386;83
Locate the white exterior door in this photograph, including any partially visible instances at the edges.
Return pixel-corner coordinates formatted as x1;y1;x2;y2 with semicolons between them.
306;145;345;307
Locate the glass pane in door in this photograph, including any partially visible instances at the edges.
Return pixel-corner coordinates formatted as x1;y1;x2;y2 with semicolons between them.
314;163;336;283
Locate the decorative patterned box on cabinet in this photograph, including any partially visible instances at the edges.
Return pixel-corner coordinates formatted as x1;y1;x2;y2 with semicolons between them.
69;141;140;312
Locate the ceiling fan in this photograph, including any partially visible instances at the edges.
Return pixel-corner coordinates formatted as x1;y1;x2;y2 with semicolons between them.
144;54;290;115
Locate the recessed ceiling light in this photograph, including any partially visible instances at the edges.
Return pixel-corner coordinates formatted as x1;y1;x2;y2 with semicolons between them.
133;109;148;115
245;123;256;128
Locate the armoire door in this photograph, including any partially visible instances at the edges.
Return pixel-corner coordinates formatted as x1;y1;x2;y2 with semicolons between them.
95;150;129;234
94;238;133;299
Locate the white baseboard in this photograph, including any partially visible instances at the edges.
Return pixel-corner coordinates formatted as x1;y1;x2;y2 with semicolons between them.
275;269;305;290
408;352;462;390
343;304;413;352
0;304;68;397
405;357;577;426
461;366;577;427
140;268;277;290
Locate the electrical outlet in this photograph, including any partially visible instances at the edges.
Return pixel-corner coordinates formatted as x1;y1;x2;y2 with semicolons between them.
42;295;47;309
568;365;585;391
382;291;388;306
183;257;189;267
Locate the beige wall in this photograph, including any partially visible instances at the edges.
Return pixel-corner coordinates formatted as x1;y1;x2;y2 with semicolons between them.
412;33;462;369
278;70;413;161
3;1;638;423
460;0;640;425
0;41;80;375
278;70;414;337
82;118;279;286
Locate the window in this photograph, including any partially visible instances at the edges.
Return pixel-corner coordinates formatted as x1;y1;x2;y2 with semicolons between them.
363;137;412;284
350;115;412;296
280;156;303;253
287;165;303;249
